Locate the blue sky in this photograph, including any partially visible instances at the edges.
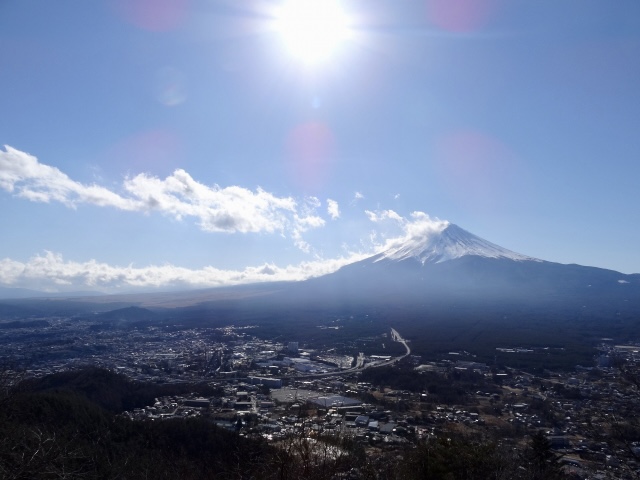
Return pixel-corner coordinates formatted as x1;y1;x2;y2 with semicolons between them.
1;0;639;292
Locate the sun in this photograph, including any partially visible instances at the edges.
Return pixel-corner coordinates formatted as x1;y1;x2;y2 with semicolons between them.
274;0;351;66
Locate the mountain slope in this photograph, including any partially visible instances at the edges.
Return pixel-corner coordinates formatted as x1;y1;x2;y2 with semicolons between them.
5;223;637;318
289;223;640;312
0;286;105;300
373;223;537;264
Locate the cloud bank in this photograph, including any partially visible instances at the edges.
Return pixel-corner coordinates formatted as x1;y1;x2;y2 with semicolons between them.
1;145;453;292
0;250;370;292
0;209;449;292
0;145;324;244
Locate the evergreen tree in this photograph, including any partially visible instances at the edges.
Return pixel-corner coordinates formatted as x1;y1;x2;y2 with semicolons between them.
524;430;564;480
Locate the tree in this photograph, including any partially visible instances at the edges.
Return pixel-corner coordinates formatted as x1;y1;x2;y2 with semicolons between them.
524;431;564;480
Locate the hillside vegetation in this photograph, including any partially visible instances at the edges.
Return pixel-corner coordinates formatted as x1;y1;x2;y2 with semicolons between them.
0;367;567;479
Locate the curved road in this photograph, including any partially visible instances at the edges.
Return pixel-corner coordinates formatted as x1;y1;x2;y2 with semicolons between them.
291;328;410;379
390;327;411;360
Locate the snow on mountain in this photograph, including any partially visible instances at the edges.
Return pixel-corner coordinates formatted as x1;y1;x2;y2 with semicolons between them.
375;223;538;265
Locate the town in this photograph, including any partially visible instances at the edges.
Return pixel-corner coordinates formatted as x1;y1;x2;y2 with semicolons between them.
1;314;640;479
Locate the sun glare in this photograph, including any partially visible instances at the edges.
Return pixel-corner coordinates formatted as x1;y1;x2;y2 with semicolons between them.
275;0;351;66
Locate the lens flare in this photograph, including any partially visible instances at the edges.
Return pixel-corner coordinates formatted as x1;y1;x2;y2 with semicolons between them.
433;130;520;211
155;67;187;107
286;122;335;190
425;0;496;32
109;0;189;31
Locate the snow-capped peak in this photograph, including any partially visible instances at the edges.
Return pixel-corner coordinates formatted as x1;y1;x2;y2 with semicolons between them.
376;223;537;264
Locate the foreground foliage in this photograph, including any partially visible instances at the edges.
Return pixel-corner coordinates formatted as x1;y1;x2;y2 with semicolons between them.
0;368;569;479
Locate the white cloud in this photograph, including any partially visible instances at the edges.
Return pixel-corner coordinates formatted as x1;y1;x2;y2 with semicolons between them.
290;198;326;253
0;145;139;210
304;196;321;209
0;250;370;292
0;206;451;292
122;169;299;234
0;145;325;249
365;209;404;223
350;191;364;206
0;145;456;291
327;198;340;219
369;211;449;254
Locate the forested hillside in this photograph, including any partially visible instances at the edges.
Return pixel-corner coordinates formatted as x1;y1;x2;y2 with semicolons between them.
0;367;567;479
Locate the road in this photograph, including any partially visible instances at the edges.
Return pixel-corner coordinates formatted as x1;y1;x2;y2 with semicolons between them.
290;328;409;379
390;327;411;359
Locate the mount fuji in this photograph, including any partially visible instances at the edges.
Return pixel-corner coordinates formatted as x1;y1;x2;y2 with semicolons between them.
370;222;537;265
286;222;640;313
2;222;638;365
3;222;638;325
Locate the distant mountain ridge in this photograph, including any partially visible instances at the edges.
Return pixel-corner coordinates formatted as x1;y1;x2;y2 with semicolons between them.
2;223;638;375
0;286;105;300
284;222;640;314
1;223;638;316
